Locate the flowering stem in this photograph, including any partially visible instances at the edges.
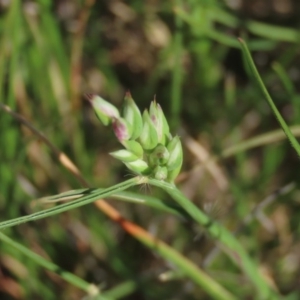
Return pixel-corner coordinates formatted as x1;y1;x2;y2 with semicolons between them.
147;178;280;300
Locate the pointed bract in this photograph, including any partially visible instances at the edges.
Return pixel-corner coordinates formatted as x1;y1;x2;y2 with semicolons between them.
112;117;132;142
86;94;120;126
149;101;166;144
157;104;169;136
139;110;158;150
122;140;144;158
149;144;170;167
149;101;159;128
123;91;143;140
166;136;183;171
125;159;150;175
166;164;181;184
153;166;168;181
110;149;139;162
148;102;170;145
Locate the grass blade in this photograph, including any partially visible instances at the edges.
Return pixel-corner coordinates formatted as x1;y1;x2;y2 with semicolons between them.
238;38;300;157
37;189;187;219
0;178;139;230
0;232;101;297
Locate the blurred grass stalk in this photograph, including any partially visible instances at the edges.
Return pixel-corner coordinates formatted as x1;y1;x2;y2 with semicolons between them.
0;0;21;208
238;39;300;157
147;178;279;299
272;61;300;121
0;232;144;300
0;230;147;300
170;0;183;129
0;232;101;298
175;5;299;51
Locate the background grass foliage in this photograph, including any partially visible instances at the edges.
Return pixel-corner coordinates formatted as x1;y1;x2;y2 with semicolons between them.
1;0;300;299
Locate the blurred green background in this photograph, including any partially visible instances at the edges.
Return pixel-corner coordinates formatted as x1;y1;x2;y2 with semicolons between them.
1;0;300;299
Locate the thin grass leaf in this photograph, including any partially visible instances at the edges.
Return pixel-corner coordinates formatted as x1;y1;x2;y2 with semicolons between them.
238;38;300;157
272;61;300;121
0;232;101;297
36;189;187;219
222;125;300;158
210;8;298;42
0;178;139;230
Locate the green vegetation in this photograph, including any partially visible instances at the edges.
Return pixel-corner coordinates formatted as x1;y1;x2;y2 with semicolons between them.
1;1;300;299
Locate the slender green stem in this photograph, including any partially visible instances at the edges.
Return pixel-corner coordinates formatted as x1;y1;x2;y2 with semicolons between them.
38;189;186;219
0;178;139;230
147;178;279;300
238;38;300;157
0;232;102;297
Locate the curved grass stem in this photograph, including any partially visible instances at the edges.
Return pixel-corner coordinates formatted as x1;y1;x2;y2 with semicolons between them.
147;178;280;300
